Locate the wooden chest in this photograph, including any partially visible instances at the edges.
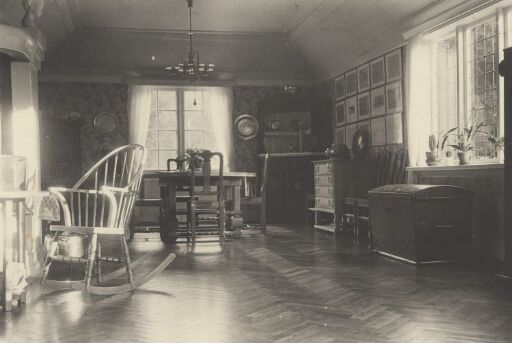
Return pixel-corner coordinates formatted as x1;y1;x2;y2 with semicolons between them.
369;184;473;264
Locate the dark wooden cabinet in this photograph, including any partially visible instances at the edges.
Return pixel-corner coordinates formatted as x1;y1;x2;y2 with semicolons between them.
40;116;82;189
265;155;316;224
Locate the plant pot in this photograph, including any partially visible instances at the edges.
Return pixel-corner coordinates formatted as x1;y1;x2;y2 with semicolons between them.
425;151;441;166
498;150;504;163
457;151;472;165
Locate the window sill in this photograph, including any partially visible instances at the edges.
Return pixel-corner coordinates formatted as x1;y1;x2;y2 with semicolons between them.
407;162;504;172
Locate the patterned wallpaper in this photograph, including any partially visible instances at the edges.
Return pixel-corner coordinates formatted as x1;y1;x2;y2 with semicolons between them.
232;86;283;172
38;83;322;174
38;82;128;172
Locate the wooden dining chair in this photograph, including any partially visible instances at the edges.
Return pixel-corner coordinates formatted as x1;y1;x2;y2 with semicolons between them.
41;144;176;295
166;155;199;242
241;153;270;234
188;150;226;243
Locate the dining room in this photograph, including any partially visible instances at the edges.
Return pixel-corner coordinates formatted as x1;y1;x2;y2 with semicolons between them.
1;0;512;342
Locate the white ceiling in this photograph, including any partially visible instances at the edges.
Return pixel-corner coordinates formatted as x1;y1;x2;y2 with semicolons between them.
1;0;492;83
73;0;323;34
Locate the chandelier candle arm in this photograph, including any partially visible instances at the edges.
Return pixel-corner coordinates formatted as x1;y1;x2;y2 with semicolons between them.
165;0;215;80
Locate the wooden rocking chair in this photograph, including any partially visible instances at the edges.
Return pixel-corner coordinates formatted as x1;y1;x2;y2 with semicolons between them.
40;145;176;295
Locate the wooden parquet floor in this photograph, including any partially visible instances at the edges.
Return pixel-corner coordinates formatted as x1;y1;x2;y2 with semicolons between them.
1;225;512;343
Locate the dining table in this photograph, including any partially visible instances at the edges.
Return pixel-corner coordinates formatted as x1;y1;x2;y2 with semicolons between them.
143;170;256;242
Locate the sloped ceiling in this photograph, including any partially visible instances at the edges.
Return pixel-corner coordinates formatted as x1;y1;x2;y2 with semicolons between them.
1;0;493;83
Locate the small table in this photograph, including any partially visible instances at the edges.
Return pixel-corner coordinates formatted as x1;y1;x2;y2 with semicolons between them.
0;191;42;311
144;171;256;240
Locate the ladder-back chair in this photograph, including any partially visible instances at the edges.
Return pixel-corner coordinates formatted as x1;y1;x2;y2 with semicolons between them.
241;153;270;234
344;149;408;242
188;150;225;243
41;144;176;295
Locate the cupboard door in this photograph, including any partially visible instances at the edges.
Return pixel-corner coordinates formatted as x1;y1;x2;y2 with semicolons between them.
40;117;81;189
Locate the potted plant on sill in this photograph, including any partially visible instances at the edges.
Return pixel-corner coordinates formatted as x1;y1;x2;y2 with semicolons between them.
441;121;488;165
426;134;442;166
488;135;504;162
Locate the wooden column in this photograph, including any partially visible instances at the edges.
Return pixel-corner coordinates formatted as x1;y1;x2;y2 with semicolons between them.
499;47;512;277
0;53;12;155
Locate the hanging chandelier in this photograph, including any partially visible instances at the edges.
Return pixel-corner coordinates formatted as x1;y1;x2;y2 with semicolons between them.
165;0;214;80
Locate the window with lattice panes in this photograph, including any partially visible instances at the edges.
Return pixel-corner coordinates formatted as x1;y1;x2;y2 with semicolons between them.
431;34;458;141
466;17;499;158
145;88;221;170
145;89;179;170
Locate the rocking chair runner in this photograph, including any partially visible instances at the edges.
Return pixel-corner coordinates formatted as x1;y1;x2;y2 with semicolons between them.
40;145;176;295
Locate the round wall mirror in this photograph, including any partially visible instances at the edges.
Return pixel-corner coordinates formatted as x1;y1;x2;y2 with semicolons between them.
234;114;259;140
94;112;117;134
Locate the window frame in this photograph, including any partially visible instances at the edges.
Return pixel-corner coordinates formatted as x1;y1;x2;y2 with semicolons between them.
147;86;216;170
428;6;509;163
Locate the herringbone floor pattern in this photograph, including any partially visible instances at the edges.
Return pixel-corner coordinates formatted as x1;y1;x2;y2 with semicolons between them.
1;225;511;343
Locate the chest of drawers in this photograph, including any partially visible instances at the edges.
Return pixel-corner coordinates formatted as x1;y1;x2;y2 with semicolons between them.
310;158;377;235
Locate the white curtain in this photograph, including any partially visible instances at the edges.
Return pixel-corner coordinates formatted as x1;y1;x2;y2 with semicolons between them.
128;85;153;145
406;35;433;167
208;87;235;171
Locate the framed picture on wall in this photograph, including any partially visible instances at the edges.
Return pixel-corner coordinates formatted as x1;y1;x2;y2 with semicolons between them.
386;81;403;113
370;57;385;88
358;92;370;119
357;64;370;92
371;86;386;117
345;123;358;149
334;75;346;100
335;101;345;126
385;48;402;82
346;69;358;96
371;116;386;146
386;112;403;144
346;96;358;123
335;126;346;146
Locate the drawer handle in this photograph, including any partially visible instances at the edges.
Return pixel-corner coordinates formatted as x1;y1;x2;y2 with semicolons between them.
315;199;320;206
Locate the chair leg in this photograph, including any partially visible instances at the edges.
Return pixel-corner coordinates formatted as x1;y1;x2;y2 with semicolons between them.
96;242;102;284
353;205;359;242
40;232;58;283
121;235;135;289
219;205;225;244
84;234;98;290
190;204;196;243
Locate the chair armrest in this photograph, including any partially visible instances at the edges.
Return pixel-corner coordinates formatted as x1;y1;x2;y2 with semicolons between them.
48;187;121;227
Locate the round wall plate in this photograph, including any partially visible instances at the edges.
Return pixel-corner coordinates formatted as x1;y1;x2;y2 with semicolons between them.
234;114;259;140
94;112;117;134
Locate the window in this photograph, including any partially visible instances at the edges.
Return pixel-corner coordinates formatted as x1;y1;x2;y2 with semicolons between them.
428;6;510;161
431;34;458;137
145;87;227;170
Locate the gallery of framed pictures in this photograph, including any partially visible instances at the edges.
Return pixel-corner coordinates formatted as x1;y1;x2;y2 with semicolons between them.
333;47;405;150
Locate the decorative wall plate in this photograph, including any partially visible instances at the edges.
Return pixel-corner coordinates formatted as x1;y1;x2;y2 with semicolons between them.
270;119;281;131
234;114;259;140
93;112;117;134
